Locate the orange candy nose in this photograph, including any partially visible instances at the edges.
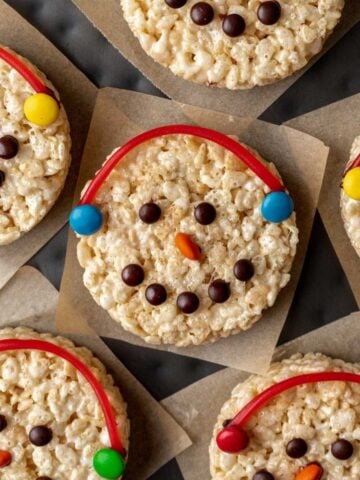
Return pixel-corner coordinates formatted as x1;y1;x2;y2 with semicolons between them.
175;232;201;261
0;450;11;468
295;463;323;480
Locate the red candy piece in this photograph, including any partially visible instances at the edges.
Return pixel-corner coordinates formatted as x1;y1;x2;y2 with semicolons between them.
216;425;249;454
80;125;284;206
0;339;125;457
0;47;48;94
344;153;360;176
0;450;11;468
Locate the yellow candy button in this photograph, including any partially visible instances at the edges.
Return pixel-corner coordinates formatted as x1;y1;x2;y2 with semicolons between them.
24;93;59;127
343;167;360;201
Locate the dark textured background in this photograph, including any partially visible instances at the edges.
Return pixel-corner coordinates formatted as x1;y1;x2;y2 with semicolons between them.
3;1;360;478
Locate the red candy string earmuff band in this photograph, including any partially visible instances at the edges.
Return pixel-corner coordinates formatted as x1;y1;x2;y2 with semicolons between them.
69;125;294;235
0;339;126;479
0;47;60;126
216;371;360;455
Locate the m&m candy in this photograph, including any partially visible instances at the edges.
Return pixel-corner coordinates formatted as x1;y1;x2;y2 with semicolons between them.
69;204;103;235
261;191;294;223
343;167;360;200
24;93;59;127
93;448;126;479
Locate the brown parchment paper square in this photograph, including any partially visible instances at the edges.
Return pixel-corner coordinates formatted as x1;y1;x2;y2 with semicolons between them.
0;0;96;289
285;94;360;307
162;311;360;480
71;0;360;118
0;266;192;479
56;87;328;373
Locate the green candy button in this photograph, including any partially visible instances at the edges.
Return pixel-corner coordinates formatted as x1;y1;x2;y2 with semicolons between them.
93;448;126;479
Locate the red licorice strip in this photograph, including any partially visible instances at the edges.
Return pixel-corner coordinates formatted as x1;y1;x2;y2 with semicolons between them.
0;339;125;456
227;371;360;430
80;125;284;205
0;47;48;94
344;154;360;176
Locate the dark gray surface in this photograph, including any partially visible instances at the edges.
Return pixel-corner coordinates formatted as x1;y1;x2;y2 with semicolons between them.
3;1;360;478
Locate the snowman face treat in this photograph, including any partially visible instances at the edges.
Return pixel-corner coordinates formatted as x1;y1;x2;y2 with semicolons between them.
0;46;71;245
0;327;129;480
211;353;360;480
70;125;298;347
120;0;344;90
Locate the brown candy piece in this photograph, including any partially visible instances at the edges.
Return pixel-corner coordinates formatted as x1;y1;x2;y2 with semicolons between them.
139;202;161;224
208;279;230;303
0;415;7;432
165;0;187;7
286;438;308;458
253;471;275;480
194;202;216;225
29;426;53;446
122;264;144;286
257;1;281;25
0;135;19;159
177;292;200;314
331;439;353;460
222;14;246;37
145;283;167;305
191;2;214;25
233;259;254;281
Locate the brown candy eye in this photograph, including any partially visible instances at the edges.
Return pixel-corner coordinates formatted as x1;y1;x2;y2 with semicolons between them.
331;439;353;460
139;202;161;224
165;0;187;7
122;264;144;286
0;415;7;432
145;283;167;305
233;259;254;281
177;292;200;314
0;171;5;187
222;14;246;37
29;426;53;446
0;135;19;159
257;1;281;25
286;438;308;458
191;2;214;25
36;477;52;480
253;471;275;480
208;279;230;303
194;202;216;225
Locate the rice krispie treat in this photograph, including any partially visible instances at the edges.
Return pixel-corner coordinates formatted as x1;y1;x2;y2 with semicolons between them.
70;125;298;347
340;135;360;257
0;327;129;480
120;0;344;90
211;352;360;480
0;46;71;245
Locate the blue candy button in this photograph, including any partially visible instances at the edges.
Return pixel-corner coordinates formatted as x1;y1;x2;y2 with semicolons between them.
69;204;103;235
261;191;294;223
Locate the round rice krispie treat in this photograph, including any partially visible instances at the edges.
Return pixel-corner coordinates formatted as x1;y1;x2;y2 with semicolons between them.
211;352;360;480
0;327;129;480
340;135;360;257
69;125;298;347
120;0;344;90
0;46;71;245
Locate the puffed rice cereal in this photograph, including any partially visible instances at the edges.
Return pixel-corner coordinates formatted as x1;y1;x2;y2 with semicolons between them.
210;352;360;479
120;0;344;89
0;327;129;480
340;135;360;257
0;46;71;245
76;134;298;347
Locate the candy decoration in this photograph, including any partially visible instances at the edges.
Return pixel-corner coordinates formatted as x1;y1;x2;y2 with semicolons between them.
93;448;126;479
0;47;60;127
121;264;145;287
233;259;254;282
69;204;103;235
208;279;231;303
216;371;360;454
222;14;246;37
139;202;161;223
0;135;19;159
29;426;53;446
165;0;187;7
190;2;214;25
286;438;308;458
331;439;353;460
194;202;216;225
177;291;200;314
261;191;294;223
175;232;201;261
145;283;167;305
0;415;7;432
0;172;5;187
257;1;281;25
216;425;249;454
294;463;323;480
79;125;284;206
0;450;11;468
253;471;275;480
0;338;126;475
343;167;360;200
24;93;59;127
